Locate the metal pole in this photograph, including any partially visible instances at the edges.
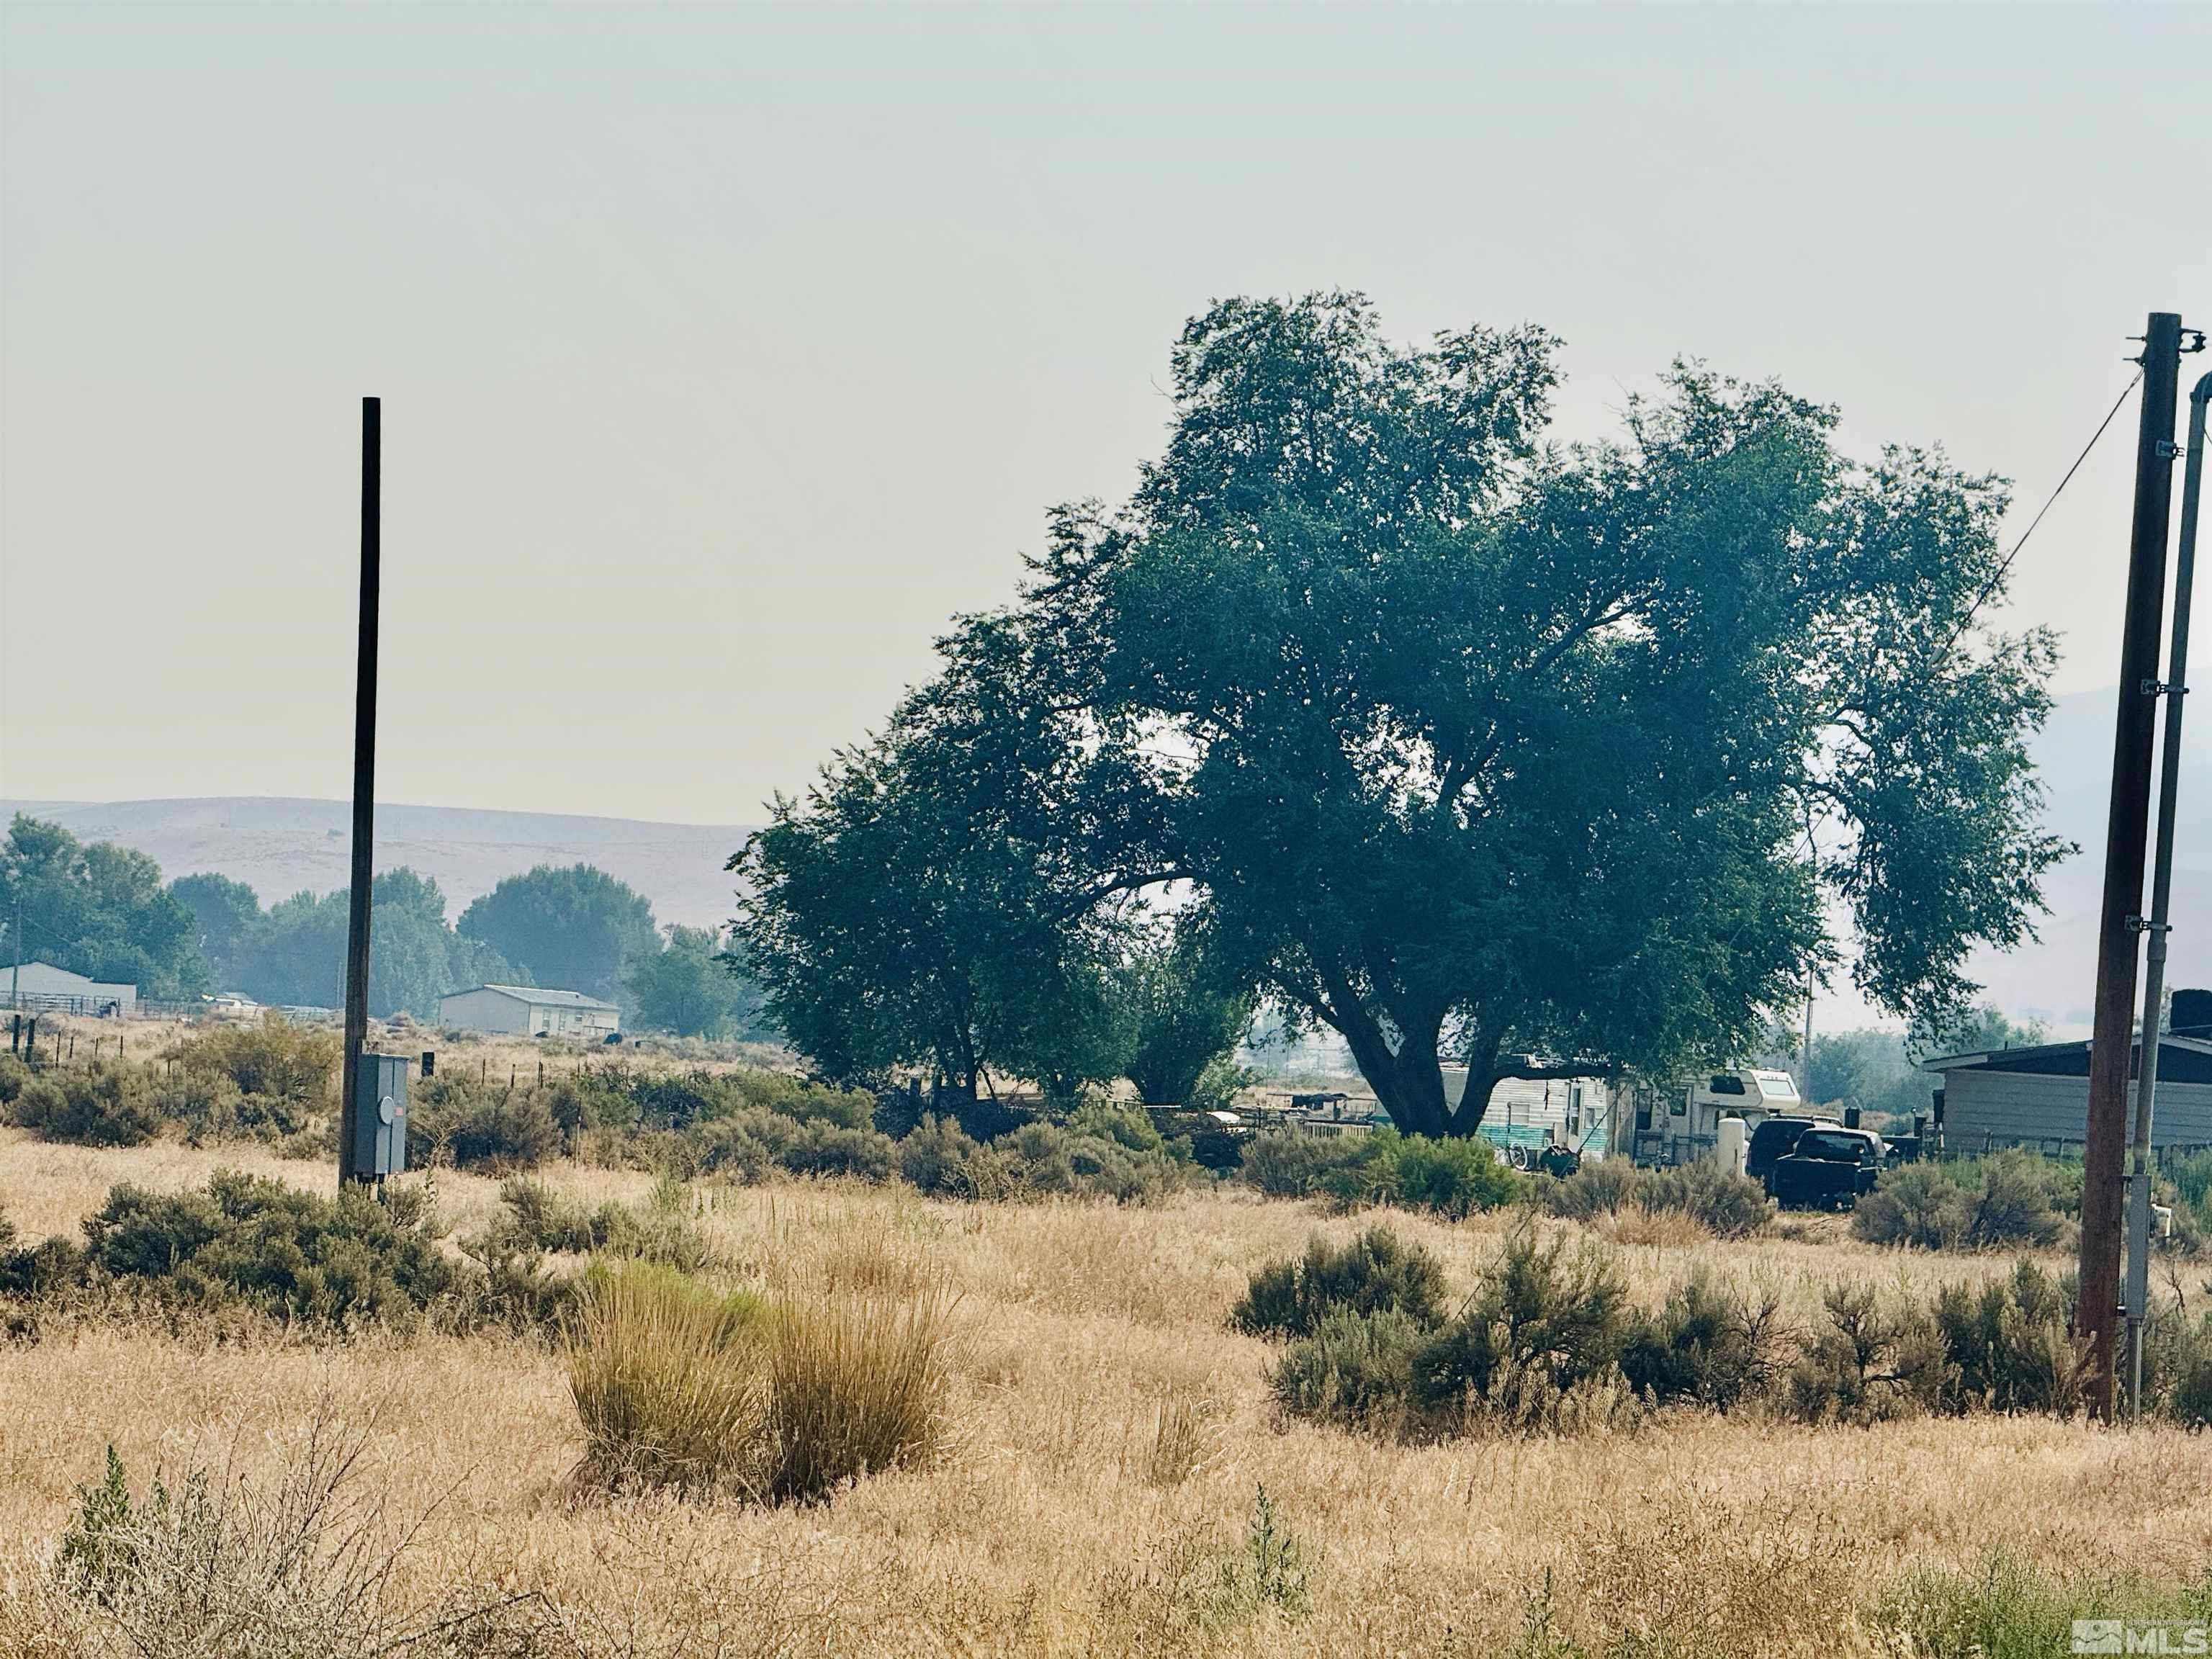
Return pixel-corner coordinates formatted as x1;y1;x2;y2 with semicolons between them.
2127;368;2208;1417
2079;313;2184;1418
339;397;381;1187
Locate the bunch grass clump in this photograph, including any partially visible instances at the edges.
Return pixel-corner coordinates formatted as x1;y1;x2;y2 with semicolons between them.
567;1261;769;1491
565;1231;953;1505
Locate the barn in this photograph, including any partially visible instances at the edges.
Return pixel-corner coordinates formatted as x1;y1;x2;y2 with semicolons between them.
2;961;138;1014
437;984;621;1038
1923;1031;2212;1157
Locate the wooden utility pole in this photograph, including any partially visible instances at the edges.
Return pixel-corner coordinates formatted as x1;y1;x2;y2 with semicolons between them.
338;397;382;1187
2078;313;2185;1416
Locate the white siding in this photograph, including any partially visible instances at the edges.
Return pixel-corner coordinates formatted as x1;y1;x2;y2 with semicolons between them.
1944;1069;2212;1154
438;988;531;1035
1444;1070;1617;1156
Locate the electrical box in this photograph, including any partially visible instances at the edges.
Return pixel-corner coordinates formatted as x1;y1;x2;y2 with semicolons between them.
353;1052;411;1177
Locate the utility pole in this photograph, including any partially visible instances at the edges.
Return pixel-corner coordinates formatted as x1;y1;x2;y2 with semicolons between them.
2078;313;2185;1418
2128;365;2208;1416
338;397;381;1187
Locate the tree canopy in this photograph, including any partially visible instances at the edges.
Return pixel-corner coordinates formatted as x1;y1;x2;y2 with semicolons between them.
1;815;205;998
737;295;2067;1134
625;925;768;1040
231;869;519;1020
457;864;659;1007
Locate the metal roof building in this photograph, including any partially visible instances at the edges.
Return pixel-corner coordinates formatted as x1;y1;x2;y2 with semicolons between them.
437;984;621;1038
1923;1031;2212;1157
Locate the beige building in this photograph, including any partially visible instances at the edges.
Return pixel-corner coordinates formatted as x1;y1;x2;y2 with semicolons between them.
437;984;620;1038
2;961;138;1014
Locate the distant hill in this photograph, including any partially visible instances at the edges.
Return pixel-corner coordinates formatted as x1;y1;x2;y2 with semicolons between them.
6;685;2206;1033
0;796;757;933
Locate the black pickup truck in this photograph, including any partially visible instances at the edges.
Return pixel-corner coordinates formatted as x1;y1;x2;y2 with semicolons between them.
1768;1126;1885;1210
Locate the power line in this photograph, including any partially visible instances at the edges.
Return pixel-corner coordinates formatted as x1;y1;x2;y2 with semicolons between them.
1990;369;2142;596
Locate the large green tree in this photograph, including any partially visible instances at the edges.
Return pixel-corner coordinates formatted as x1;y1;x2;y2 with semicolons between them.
168;872;262;991
233;869;518;1019
1116;920;1259;1105
773;295;2064;1137
625;925;768;1040
731;615;1146;1099
999;295;2067;1134
0;815;206;998
456;864;658;1006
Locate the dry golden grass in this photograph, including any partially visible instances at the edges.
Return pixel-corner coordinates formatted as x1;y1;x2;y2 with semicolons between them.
0;1129;2205;1656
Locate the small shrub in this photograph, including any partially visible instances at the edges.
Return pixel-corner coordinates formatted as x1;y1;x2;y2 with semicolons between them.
410;1076;559;1172
10;1066;163;1147
1966;1152;2067;1248
1231;1227;1447;1339
1314;1128;1522;1218
596;1177;722;1273
1853;1164;1973;1249
1854;1155;2064;1251
0;1053;29;1105
1237;1130;1350;1199
566;1261;769;1491
1933;1258;2083;1413
1619;1270;1789;1410
1786;1282;1948;1425
1542;1158;1642;1222
1408;1219;1635;1432
1269;1305;1426;1432
778;1120;898;1182
897;1113;979;1195
2145;1305;2212;1429
167;1014;337;1107
78;1169;458;1327
1386;1133;1525;1220
1636;1159;1773;1240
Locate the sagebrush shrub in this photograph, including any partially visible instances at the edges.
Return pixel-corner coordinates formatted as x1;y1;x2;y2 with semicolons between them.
1619;1270;1789;1410
1786;1282;1948;1425
10;1066;163;1147
1230;1228;1447;1339
1409;1219;1635;1431
1933;1259;2082;1414
1636;1159;1772;1240
1852;1164;1972;1249
167;1015;337;1106
409;1076;560;1172
78;1169;458;1327
1237;1130;1355;1199
1854;1155;2064;1251
1269;1305;1426;1432
896;1114;978;1195
1541;1158;1642;1222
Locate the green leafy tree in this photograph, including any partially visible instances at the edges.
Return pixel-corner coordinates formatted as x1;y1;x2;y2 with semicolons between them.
731;620;1141;1099
457;864;658;1005
625;925;767;1039
0;816;206;998
866;296;2064;1136
168;872;261;991
232;869;518;1019
1118;920;1258;1105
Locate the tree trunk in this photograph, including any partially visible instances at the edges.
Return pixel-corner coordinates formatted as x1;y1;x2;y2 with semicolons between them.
1449;1030;1504;1136
1326;987;1452;1137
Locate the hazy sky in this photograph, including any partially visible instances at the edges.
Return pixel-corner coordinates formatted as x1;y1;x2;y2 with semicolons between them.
3;2;2207;825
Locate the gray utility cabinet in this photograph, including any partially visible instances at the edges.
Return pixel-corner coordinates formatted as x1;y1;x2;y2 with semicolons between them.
352;1052;412;1177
